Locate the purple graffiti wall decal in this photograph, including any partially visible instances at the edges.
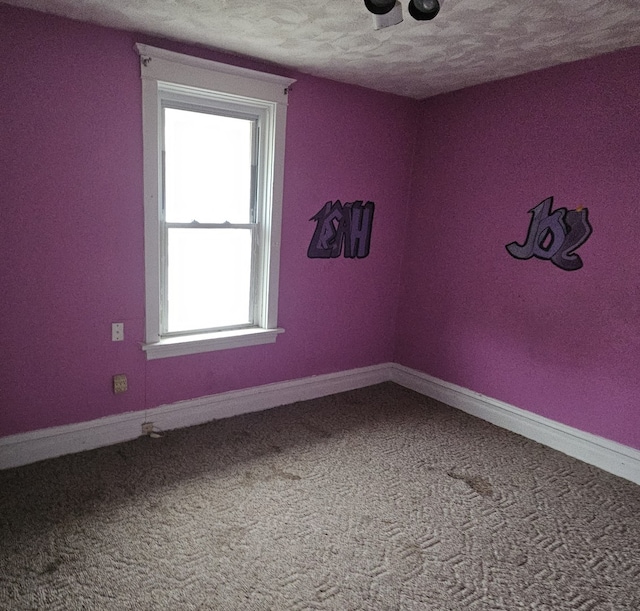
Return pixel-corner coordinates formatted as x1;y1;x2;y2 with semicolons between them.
307;200;375;259
506;197;592;271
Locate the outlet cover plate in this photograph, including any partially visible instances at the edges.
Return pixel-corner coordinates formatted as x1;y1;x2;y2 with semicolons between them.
112;374;128;394
112;323;124;342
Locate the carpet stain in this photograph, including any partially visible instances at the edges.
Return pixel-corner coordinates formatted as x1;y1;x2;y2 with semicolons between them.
41;558;63;574
447;472;493;497
242;471;257;488
116;448;130;462
301;422;332;438
243;467;302;485
269;466;302;481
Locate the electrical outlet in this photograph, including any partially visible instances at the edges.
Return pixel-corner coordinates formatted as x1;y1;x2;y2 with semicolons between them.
112;374;128;394
112;322;124;342
141;422;154;436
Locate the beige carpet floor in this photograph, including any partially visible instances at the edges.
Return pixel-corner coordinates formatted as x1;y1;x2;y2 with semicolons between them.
1;382;639;610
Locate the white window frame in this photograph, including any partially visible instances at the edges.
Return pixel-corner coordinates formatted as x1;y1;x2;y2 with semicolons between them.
136;44;294;360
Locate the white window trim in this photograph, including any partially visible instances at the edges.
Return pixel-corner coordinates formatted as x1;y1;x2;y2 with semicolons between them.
136;44;294;360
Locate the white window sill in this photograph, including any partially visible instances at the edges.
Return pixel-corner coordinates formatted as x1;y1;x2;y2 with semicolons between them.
142;327;285;360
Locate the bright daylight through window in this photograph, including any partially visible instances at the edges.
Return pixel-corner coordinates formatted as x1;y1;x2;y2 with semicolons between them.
164;107;255;333
136;44;295;359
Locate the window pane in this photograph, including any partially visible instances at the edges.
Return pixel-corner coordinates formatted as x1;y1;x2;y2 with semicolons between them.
166;228;253;333
164;107;254;224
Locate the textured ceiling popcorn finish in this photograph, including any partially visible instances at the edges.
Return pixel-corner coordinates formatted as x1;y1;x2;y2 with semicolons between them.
5;0;640;98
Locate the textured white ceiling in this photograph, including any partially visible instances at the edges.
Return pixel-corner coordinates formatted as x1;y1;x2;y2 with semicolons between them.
4;0;640;98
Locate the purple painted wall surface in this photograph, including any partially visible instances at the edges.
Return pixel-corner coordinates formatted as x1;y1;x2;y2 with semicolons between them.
1;3;638;453
396;46;640;449
0;4;417;436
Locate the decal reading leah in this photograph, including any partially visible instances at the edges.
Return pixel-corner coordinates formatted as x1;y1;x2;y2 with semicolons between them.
307;200;375;259
506;197;592;271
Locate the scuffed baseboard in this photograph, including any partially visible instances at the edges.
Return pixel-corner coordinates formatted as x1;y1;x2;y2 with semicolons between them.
0;363;389;470
1;362;638;485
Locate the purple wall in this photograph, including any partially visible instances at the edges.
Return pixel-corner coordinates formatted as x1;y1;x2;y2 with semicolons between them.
396;46;640;449
2;3;638;453
0;4;417;436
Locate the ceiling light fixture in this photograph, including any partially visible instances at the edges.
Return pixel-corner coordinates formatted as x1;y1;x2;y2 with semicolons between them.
364;0;397;15
364;0;403;29
364;0;445;28
408;0;444;21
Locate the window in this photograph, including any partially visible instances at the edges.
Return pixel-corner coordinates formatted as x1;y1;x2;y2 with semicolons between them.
136;44;294;359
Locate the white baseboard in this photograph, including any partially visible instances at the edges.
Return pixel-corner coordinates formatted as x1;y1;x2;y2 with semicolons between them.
390;364;640;486
0;363;390;470
1;362;638;486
